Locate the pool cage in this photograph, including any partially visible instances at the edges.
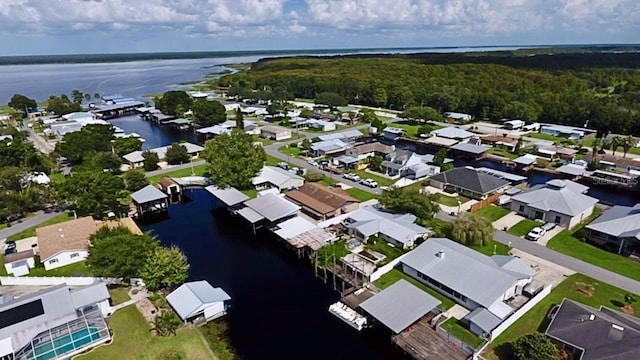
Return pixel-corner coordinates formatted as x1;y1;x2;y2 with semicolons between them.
13;305;110;360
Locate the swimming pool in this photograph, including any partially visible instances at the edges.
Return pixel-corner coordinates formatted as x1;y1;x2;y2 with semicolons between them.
31;327;101;360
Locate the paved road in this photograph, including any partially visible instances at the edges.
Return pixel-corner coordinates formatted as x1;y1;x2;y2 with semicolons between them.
0;211;60;242
22;124;55;154
144;160;206;178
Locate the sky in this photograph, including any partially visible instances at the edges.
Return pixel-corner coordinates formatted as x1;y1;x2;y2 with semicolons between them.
0;0;638;56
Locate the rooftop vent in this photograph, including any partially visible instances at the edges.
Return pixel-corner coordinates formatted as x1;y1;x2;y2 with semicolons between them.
437;250;445;259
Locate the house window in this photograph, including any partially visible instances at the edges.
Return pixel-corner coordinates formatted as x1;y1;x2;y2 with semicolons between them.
49;259;58;264
70;253;80;258
554;216;561;223
518;205;525;212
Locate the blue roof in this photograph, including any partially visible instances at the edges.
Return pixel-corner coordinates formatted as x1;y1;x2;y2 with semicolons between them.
94;101;145;112
102;94;124;101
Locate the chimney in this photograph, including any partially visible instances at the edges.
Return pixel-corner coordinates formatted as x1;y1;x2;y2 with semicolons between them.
437;250;445;259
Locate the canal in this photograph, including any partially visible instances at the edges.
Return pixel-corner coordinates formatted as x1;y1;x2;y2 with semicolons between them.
141;189;404;359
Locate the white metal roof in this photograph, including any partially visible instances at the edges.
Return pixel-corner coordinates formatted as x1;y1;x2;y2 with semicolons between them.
511;179;597;216
244;193;300;222
130;185;168;204
167;281;231;321
205;185;249;207
252;166;303;188
430;126;474;139
274;217;317;239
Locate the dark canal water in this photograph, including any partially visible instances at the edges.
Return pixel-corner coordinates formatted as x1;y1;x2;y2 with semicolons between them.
109;114;196;149
142;189;403;360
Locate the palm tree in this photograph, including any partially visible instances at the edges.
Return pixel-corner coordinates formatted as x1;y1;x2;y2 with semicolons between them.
94;93;101;100
150;310;181;337
84;93;91;102
621;136;636;158
610;136;621;156
592;137;602;158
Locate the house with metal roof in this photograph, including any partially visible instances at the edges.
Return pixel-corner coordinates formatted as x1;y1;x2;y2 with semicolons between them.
380;150;449;179
36;216;98;270
252;166;304;192
310;139;351;156
342;207;431;249
400;238;534;336
0;283;112;360
166;281;231;323
316;129;363;142
260;125;292;141
122;142;204;168
584;204;640;255
545;298;640;360
445;112;473;123
510;179;598;228
285;183;360;220
430;126;475;140
429;167;512;200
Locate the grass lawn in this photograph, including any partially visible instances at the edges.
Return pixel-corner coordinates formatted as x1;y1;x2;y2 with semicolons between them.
278;145;304;157
390;122;421;137
507;219;543;237
266;154;285;166
353;169;394;186
527;132;564;141
146;164;207;184
487;148;518;160
108;287;131;305
474;205;511;222
366;237;405;264
469;240;510;256
422;218;452;238
241;188;258;199
77;305;214;360
432;193;461;207
0;256;8;276
316;240;350;266
440;318;485;349
7;212;74;241
345;188;377;201
29;261;94;277
374;268;456;310
486;273;640;359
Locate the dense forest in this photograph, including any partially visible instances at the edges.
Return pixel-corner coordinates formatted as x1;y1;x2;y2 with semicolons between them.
218;52;640;135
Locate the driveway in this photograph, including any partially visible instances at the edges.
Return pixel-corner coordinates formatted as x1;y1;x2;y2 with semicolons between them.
492;212;524;231
510;249;575;288
536;226;564;247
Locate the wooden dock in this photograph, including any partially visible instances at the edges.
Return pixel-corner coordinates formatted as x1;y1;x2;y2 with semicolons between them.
341;287;377;309
392;317;468;360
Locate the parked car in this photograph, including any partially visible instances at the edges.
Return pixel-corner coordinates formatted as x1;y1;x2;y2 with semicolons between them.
343;173;361;182
278;162;289;170
526;227;546;241
361;179;378;188
4;241;16;255
541;222;557;232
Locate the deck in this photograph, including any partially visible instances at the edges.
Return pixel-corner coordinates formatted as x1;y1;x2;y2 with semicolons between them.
341;287;377;309
392;317;468;360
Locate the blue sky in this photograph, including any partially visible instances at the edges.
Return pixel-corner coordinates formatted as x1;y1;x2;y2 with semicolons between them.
0;0;638;55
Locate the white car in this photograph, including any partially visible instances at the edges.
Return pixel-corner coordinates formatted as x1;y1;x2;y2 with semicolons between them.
526;227;546;241
343;173;361;182
361;179;378;188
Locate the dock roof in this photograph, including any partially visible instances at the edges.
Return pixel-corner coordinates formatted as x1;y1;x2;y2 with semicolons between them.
360;280;441;334
244;194;300;222
205;186;249;207
130;185;168;205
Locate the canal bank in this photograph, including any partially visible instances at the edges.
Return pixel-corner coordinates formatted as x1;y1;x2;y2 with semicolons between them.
142;189;406;360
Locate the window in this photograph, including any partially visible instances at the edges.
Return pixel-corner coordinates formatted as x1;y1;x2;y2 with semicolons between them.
518;205;525;212
554;216;561;223
49;259;58;264
70;253;79;258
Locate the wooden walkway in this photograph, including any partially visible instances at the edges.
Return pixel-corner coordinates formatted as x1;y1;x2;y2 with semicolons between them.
341;288;377;309
392;317;468;360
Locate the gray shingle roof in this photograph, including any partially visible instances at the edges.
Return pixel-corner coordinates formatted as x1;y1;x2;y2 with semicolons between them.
244;194;300;222
430;167;511;195
167;281;231;321
545;299;640;360
585;204;640;238
130;185;168;204
401;238;530;308
360;279;441;334
205;185;249;207
511;180;598;216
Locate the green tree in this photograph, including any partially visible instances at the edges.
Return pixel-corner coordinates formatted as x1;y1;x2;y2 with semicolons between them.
621;135;636;158
400;106;443;122
8;94;37;116
192;99;226;126
84;93;91;101
0;166;25;192
57;171;125;216
300;108;314;118
373;87;388;107
314;92;347;108
592;137;602;158
451;212;493;246
140;246;190;291
301;138;312;151
123;169;149;192
90;152;122;172
71;90;84;105
88;227;159;279
112;137;142;157
202;129;266;189
360;108;378;123
433;148;453;170
417;125;436;136
369;155;384;171
56;124;115;163
150;310;182;337
165;143;190;165
235;108;244;129
514;137;524;153
46;94;82;115
379;186;438;221
511;333;560;360
371;118;387;132
155;91;193;116
142;151;160;171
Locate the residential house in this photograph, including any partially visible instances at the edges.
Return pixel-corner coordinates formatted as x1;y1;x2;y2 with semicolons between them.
61;112;96;124
285;183;360;220
36;216;98;270
0;283;112;360
252;166;304;192
480;135;518;151
545;298;640;360
445;112;473;123
450;142;489;160
539;124;597;140
503;119;525;130
304;119;337;131
510;179;598;228
260;125;292;141
429;167;512;200
380;150;444;178
383;127;405;141
310;139;351;157
584;204;640;255
342;207;430;249
123;142;204;168
430;126;475;140
166;281;231;323
316;129;362;142
586;153;640;176
401;238;535;336
3;250;35;276
345;142;395;161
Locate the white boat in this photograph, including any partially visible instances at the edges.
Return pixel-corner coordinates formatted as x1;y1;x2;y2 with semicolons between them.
328;301;368;331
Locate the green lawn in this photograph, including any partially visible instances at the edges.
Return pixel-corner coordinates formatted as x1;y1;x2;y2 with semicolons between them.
366;237;405;264
316;240;350;266
507;219;543;237
77;305;214;360
527;132;565;141
29;261;94;277
353;169;394;186
345;188;377;201
278;145;304;157
7;212;74;241
440;318;485;349
487;148;518;160
146;164;207;184
374;268;456;310
474;205;511;222
241;188;258;199
487;274;640;360
108;287;131;305
468;240;510;256
422;218;452;238
266;154;285;166
432;193;461;207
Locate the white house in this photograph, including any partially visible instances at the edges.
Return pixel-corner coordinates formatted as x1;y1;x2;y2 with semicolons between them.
61;112;96;124
166;281;231;323
342;207;431;249
503;119;525;130
36;216;98;270
383;127;404;141
445;112;473;122
510;179;598;228
430;126;475;140
260;125;292;141
3;250;35;276
252;166;304;192
122;142;204;168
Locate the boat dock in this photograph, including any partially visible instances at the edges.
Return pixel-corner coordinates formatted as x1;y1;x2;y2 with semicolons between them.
341;287;377;309
392;316;469;360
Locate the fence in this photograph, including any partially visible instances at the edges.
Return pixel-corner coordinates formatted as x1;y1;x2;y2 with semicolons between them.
368;254;408;283
0;276;120;286
435;324;477;355
469;193;502;212
489;285;553;339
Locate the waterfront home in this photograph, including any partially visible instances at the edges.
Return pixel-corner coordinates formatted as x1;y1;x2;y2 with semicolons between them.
316;129;363;143
342;207;430;249
196;124;232;138
3;250;35;276
310;139;351;157
122;142;204;168
584;204;640;255
430;126;475;140
382;127;405;141
586;153;640;176
545;298;640;360
510;179;598;228
400;238;535;336
429;167;511;200
36;216;98;270
166;281;231;323
260;125;292;141
237;193;301;232
450;142;489;160
345;142;394;161
61;111;96;124
252;166;304;192
480;135;518;151
445;112;473;123
539;124;597;140
285;183;360;221
0;283;112;360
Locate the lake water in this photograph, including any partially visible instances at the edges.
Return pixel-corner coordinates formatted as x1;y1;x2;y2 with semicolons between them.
142;189;404;360
109;115;196;149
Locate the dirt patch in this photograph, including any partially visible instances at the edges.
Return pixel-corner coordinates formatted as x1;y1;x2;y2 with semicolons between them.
574;281;596;297
135;298;158;324
621;305;635;315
